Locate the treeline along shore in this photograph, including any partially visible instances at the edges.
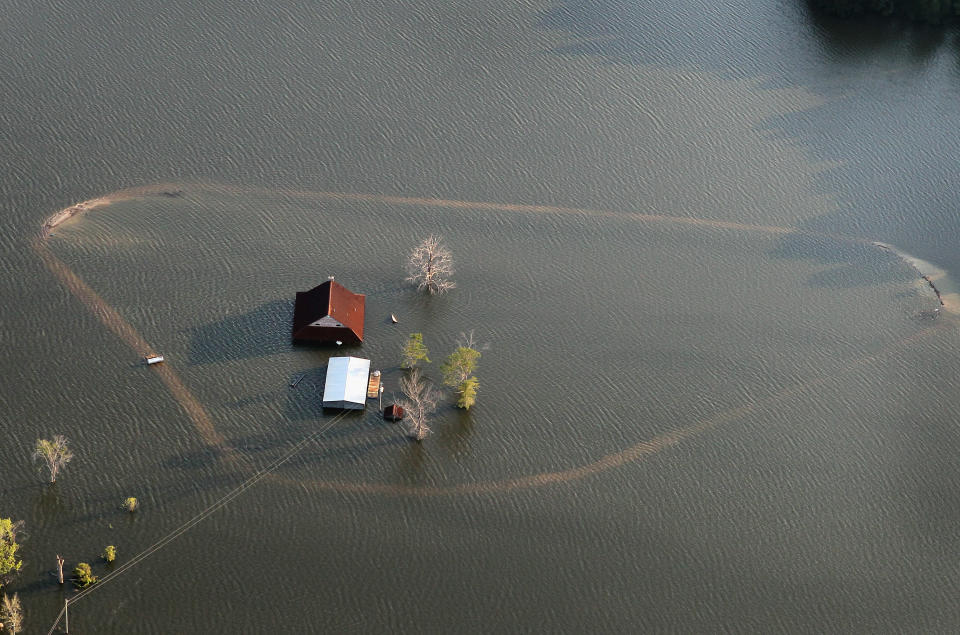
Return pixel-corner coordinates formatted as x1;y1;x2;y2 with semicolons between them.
811;0;960;23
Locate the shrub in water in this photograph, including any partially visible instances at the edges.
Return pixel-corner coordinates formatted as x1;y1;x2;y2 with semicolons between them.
73;562;97;588
123;497;138;512
102;546;116;563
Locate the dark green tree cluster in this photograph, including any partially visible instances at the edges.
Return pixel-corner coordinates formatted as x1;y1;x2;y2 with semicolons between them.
811;0;960;23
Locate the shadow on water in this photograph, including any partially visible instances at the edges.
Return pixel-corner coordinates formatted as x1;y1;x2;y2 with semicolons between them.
187;300;291;365
436;405;475;457
767;230;912;289
187;299;365;366
539;0;959;78
539;0;960;278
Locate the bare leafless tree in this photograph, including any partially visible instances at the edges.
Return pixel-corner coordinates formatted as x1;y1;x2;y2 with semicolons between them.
397;368;441;441
405;235;455;295
455;329;491;352
33;435;73;483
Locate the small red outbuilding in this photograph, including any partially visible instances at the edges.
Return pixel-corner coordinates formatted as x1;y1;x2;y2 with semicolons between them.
383;404;405;421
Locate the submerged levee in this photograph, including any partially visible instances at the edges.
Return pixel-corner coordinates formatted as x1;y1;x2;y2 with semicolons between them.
872;242;960;314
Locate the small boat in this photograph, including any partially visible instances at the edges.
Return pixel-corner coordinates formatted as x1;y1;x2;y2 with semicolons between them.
146;355;164;365
390;313;398;324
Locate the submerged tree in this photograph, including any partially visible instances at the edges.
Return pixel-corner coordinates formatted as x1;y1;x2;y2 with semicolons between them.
457;376;479;410
405;235;455;295
440;346;480;388
441;338;481;409
397;368;441;441
73;562;96;588
401;333;431;369
1;592;23;634
0;519;23;589
33;435;73;483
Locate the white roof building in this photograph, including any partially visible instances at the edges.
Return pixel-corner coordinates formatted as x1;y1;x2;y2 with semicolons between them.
322;356;370;410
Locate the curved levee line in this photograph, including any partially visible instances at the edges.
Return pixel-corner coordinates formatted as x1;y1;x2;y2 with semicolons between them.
41;182;819;241
32;236;235;461
271;323;941;496
33;185;950;496
199;182;814;238
873;242;960;313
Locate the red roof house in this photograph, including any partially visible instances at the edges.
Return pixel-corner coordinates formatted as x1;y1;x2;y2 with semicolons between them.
292;279;365;344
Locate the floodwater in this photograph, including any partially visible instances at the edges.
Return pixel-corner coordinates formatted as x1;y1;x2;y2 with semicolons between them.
3;0;960;632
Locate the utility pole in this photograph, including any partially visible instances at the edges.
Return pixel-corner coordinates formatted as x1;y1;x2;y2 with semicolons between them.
64;598;69;633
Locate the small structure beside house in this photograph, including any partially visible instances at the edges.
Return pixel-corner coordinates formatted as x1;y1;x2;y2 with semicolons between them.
383;404;405;421
367;370;381;398
292;278;365;344
322;356;371;410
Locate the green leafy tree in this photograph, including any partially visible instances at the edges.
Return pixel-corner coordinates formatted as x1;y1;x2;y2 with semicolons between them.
33;435;73;483
440;347;480;388
102;546;116;563
457;377;479;409
1;592;23;634
123;497;138;512
0;519;23;589
401;333;430;369
73;562;97;588
442;345;481;409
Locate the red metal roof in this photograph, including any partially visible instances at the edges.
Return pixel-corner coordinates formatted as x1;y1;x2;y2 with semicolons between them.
292;280;365;343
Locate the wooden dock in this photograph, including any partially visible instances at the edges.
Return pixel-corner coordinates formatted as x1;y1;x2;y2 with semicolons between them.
367;370;381;398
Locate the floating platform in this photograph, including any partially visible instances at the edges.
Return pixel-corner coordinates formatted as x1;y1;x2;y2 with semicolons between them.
367;370;381;398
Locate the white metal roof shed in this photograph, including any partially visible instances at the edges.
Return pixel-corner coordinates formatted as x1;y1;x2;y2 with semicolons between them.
322;356;370;409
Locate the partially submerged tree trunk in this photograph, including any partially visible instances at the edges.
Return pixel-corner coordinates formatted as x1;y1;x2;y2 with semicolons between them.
56;555;65;584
